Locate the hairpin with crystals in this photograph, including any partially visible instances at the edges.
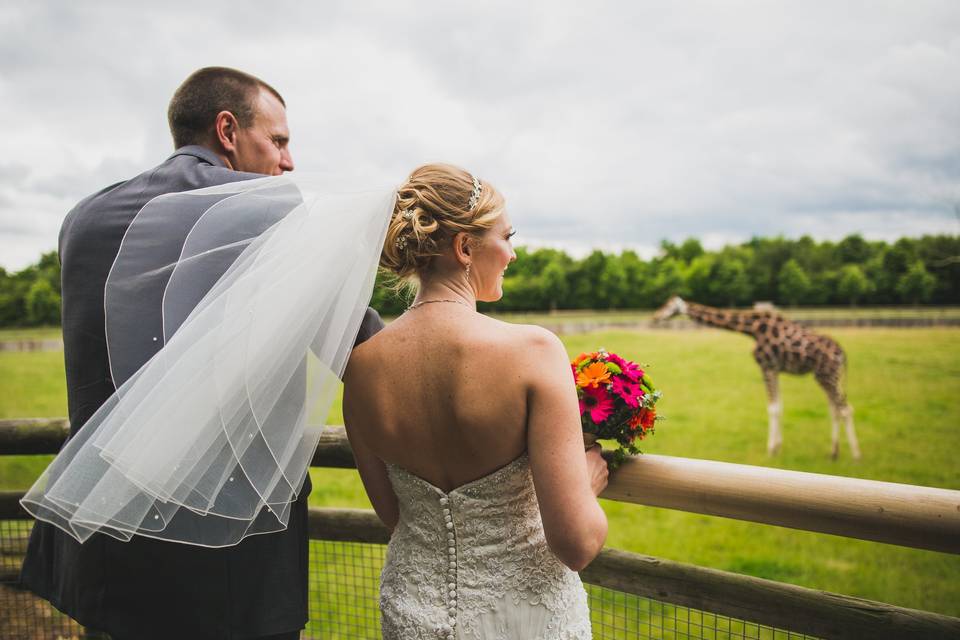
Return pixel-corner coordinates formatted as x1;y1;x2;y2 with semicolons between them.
393;208;414;251
467;175;482;211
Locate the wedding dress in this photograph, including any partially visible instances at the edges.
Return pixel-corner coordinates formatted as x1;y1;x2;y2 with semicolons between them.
380;453;592;639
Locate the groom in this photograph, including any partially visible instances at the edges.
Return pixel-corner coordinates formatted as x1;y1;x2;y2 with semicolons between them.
20;67;384;639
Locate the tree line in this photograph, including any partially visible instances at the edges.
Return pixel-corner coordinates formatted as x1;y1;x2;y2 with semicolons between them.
2;234;958;327
380;234;957;314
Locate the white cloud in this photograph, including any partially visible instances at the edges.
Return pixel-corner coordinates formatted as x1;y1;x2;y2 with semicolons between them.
1;0;958;270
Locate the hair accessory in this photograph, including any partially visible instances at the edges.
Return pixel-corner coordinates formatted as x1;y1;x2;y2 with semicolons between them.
401;209;414;221
395;235;408;251
467;176;483;210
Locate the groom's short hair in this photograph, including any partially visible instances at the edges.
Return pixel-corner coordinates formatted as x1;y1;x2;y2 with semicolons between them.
167;67;286;149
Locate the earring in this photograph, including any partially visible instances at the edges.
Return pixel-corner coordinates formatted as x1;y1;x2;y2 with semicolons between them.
465;263;472;279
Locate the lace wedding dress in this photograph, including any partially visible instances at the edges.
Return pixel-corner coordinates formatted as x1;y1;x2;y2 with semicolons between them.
380;453;592;639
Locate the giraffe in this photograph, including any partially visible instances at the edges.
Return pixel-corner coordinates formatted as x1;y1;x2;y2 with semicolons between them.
653;296;861;459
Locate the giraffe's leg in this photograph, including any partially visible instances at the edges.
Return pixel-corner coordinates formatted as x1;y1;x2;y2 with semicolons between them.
817;370;856;460
774;386;784;455
762;368;782;456
842;403;861;460
827;402;840;460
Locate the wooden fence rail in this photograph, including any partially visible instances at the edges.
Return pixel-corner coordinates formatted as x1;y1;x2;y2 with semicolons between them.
3;419;958;554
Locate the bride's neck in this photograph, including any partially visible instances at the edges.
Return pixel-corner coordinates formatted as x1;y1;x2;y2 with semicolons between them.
413;273;476;310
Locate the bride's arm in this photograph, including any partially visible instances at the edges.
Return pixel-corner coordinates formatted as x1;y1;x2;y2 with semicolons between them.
524;327;609;571
343;374;400;532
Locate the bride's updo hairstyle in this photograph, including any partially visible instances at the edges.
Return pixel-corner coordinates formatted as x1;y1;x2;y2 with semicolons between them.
381;163;505;290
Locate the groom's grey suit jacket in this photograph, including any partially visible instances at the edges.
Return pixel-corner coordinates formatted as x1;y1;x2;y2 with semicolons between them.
20;146;384;639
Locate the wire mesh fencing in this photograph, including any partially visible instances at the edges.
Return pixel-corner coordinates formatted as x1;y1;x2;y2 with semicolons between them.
0;518;109;640
585;585;819;640
2;520;817;640
304;539;818;640
308;540;383;639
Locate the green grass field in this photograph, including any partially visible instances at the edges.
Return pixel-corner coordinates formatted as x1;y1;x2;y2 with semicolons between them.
0;326;63;341
1;326;958;619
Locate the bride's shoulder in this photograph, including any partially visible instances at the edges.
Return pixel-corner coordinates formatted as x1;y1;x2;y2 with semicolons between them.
485;322;572;389
483;318;565;353
343;329;386;382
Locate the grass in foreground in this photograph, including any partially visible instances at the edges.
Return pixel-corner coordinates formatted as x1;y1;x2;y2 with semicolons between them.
1;328;958;617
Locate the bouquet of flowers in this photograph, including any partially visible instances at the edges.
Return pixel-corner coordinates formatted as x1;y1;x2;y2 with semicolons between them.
572;348;662;467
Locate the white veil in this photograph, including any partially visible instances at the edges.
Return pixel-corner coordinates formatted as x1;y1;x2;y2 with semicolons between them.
21;175;395;547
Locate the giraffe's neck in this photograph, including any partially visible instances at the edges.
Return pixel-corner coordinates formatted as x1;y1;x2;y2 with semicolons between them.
685;302;760;336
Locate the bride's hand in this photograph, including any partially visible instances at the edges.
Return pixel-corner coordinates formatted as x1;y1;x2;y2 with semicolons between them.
585;445;609;497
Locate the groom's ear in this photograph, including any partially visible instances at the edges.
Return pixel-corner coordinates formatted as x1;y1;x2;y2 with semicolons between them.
214;110;240;152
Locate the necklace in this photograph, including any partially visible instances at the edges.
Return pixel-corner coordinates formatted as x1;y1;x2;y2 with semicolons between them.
407;298;474;311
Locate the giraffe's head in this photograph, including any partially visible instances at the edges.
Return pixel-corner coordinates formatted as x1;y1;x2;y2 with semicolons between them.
653;295;688;322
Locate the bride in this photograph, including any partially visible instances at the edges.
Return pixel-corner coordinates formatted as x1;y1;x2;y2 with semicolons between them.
344;163;608;639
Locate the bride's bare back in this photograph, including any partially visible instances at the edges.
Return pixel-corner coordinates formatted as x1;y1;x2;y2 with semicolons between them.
344;306;533;492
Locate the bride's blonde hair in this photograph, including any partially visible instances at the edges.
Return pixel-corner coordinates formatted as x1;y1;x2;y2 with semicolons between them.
381;163;505;290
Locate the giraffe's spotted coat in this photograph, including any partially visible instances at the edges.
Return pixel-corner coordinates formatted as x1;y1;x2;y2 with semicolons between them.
653;296;861;459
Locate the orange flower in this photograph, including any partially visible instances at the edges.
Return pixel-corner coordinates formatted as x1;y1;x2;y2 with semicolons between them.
640;407;656;429
573;352;597;367
576;362;611;388
628;408;656;431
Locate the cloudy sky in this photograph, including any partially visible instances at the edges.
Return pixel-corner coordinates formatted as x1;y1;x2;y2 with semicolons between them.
1;1;958;270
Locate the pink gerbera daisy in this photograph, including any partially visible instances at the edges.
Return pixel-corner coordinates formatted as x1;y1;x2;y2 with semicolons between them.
611;376;644;408
605;352;643;381
579;385;614;424
606;353;626;368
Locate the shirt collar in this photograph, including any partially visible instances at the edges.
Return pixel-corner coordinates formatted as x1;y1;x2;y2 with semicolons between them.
167;145;227;168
